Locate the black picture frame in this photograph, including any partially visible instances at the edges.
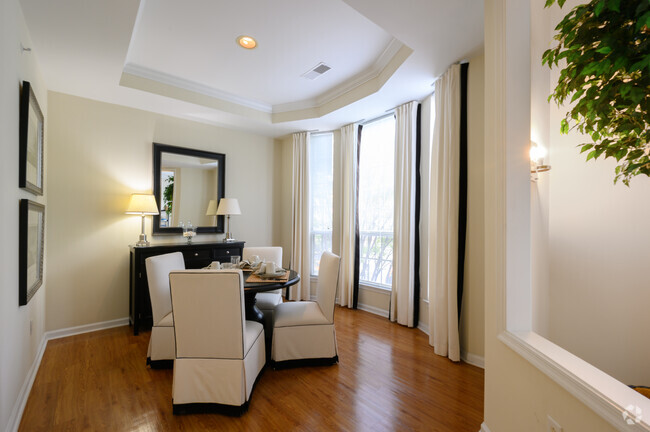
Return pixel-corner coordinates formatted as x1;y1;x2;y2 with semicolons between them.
152;143;226;235
19;81;44;196
19;199;45;306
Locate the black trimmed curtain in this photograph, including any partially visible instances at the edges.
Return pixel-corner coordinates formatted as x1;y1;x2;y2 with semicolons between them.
426;63;468;361
337;123;360;307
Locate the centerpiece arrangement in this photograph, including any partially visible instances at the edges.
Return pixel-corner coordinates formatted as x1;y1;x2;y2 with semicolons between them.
180;221;195;244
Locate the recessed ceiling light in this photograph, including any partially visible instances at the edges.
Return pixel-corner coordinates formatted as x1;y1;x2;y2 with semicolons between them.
237;35;257;49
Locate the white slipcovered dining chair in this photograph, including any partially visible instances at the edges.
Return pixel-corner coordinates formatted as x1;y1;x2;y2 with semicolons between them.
145;252;185;367
169;269;265;415
271;251;340;367
242;246;283;323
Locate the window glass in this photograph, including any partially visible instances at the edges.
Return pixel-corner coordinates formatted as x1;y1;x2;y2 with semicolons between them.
309;133;333;276
358;116;395;287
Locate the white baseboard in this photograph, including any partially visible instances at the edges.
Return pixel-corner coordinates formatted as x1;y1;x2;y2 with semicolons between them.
5;317;130;432
330;297;391;319
5;335;48;432
414;323;485;369
461;350;485;369
357;303;389;318
46;317;129;340
480;422;492;432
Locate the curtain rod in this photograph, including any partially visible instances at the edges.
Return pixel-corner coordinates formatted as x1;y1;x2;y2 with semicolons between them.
432;59;470;86
359;111;395;125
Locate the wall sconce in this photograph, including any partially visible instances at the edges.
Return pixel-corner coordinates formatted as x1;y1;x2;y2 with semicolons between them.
530;141;551;181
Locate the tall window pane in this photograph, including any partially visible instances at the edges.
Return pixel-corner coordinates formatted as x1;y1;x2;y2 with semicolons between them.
358;115;395;287
309;133;333;276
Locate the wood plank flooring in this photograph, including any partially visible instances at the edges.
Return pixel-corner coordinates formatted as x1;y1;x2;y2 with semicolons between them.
20;307;484;431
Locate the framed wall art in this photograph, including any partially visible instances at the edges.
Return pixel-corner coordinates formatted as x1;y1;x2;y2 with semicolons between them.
19;81;44;196
19;199;45;306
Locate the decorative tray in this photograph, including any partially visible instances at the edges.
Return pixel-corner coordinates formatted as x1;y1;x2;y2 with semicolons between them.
255;269;287;279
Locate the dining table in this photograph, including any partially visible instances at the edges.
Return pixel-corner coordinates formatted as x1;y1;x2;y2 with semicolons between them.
242;268;299;360
242;269;300;324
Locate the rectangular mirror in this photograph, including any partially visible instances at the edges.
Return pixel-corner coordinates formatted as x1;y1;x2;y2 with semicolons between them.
152;143;226;235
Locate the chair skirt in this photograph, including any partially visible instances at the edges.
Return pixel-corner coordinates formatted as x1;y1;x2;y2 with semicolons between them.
271;324;337;363
147;325;175;366
172;324;265;410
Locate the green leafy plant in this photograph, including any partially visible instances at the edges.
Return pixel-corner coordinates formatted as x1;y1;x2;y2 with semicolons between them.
163;176;174;213
542;0;650;185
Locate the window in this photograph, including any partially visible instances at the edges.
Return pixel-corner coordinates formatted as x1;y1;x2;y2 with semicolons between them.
160;170;175;227
358;115;396;288
309;133;334;276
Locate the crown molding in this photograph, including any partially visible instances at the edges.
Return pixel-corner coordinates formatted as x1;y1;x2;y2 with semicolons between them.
121;63;273;113
120;38;412;125
273;38;407;114
272;42;413;123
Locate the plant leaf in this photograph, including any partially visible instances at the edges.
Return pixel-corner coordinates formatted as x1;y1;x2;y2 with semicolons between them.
560;118;570;134
586;150;597;161
607;0;620;12
543;0;650;185
596;46;612;54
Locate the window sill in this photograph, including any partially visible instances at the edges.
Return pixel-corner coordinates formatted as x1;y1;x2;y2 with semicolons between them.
359;283;391;294
310;277;391;294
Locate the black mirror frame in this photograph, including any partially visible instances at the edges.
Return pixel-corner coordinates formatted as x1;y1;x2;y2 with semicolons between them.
152;142;226;235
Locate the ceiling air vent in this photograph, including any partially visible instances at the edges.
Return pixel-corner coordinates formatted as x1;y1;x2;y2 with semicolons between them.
302;62;331;80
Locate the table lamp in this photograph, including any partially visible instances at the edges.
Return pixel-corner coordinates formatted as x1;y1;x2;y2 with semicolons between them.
126;193;159;247
205;199;218;226
216;198;241;242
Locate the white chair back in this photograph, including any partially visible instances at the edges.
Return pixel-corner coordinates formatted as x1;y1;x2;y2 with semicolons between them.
145;252;185;325
316;252;340;323
243;246;282;266
170;270;246;359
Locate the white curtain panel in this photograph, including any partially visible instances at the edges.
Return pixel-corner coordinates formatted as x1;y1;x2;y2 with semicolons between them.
289;132;312;300
390;101;418;327
428;64;461;361
338;123;358;307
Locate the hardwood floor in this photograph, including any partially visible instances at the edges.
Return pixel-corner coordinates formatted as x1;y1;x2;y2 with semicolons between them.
20;307;484;431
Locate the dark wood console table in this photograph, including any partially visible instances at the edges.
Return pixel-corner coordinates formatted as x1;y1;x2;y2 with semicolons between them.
129;241;245;335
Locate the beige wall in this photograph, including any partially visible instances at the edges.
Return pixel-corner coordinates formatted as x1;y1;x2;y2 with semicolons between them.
546;85;650;384
529;0;552;338
0;0;49;429
45;92;276;332
484;344;616;432
484;0;625;430
527;0;650;387
273;135;294;269
173;165;218;227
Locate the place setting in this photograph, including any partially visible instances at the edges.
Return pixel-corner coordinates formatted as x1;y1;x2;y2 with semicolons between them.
241;256;289;282
203;255;289;282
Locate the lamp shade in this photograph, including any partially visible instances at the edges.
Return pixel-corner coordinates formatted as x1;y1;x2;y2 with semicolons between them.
216;198;241;215
205;199;218;216
125;194;159;215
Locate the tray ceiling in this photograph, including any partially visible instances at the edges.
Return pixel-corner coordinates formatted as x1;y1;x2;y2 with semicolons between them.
19;0;483;136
